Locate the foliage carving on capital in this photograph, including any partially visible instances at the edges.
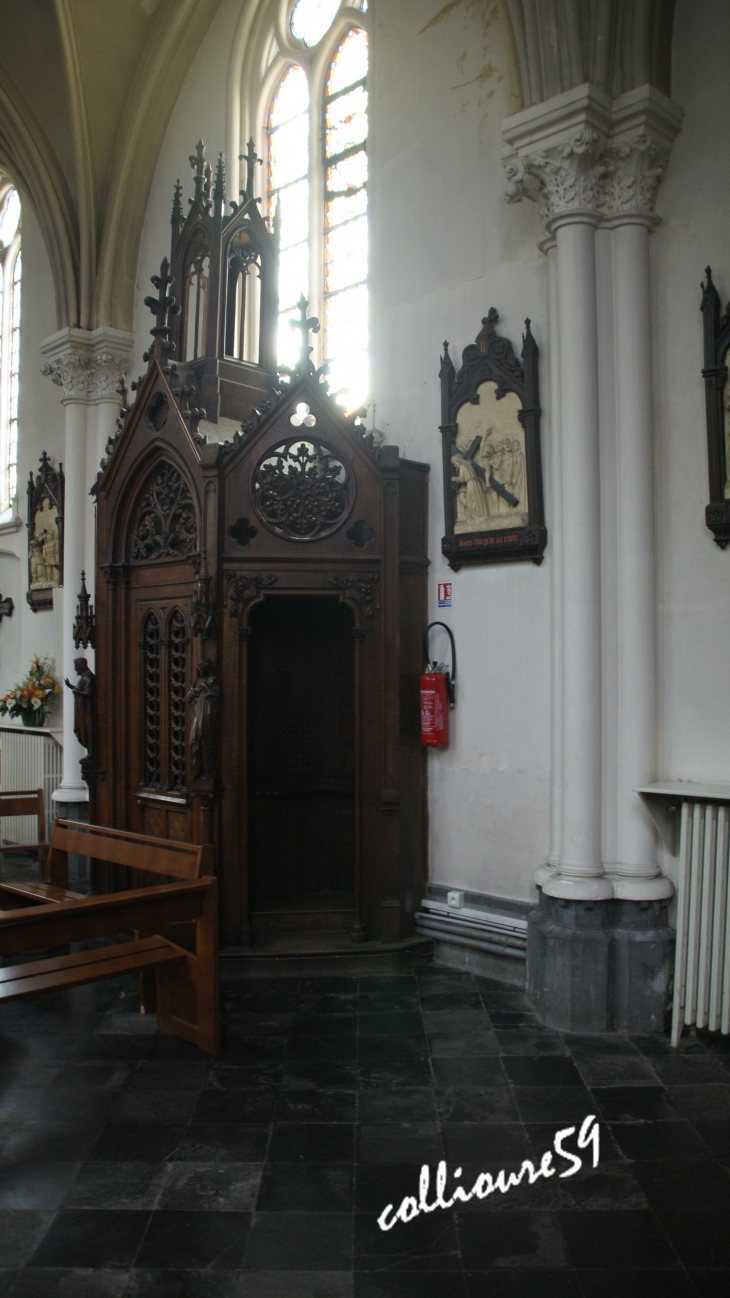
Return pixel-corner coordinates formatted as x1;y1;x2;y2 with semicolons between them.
504;129;670;226
41;345;131;403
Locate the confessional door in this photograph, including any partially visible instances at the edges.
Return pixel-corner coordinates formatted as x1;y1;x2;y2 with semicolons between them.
127;578;196;843
247;595;355;936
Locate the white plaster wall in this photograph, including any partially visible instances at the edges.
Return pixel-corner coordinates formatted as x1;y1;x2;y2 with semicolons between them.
0;200;65;727
369;0;551;901
653;0;730;886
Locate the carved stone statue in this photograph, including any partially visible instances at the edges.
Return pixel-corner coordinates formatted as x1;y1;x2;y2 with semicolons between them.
187;658;220;780
64;657;95;753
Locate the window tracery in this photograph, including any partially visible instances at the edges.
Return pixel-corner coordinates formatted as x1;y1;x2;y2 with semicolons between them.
0;185;21;513
258;2;368;412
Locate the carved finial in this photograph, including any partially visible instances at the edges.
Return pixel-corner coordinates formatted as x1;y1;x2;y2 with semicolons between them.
72;571;96;650
239;137;263;202
143;258;180;365
189;139;207;203
172;178;183;230
701;264;721;315
522;317;537;361
482;307;499;332
284;294;321;379
213;153;226;207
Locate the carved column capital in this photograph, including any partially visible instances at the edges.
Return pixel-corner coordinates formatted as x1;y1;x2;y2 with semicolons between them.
504;129;608;226
502;83;683;231
40;326;134;404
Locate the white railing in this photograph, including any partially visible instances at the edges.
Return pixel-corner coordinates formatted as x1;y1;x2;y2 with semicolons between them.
638;782;730;1046
0;725;63;842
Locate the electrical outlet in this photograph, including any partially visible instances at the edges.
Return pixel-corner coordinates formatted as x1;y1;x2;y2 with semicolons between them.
447;890;465;908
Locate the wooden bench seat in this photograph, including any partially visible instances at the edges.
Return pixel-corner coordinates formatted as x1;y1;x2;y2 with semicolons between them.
0;935;186;1002
0;820;219;1054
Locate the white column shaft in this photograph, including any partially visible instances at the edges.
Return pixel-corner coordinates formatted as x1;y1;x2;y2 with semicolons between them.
546;219;611;898
547;241;563;869
611;220;669;897
59;399;89;799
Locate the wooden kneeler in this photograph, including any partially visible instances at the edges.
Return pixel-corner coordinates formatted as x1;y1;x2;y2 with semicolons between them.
0;820;219;1055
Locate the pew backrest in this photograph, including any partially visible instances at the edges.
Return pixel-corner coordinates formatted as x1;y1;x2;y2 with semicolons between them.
47;819;212;890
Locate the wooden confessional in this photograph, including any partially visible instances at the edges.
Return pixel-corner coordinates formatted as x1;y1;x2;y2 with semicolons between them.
90;144;429;949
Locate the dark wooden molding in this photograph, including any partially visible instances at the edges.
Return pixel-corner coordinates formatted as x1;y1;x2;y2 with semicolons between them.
701;267;730;548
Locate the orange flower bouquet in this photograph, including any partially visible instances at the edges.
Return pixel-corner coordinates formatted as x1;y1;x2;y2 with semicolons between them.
0;654;61;727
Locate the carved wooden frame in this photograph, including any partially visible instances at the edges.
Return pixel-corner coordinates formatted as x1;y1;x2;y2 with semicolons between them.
26;452;64;612
701;267;730;548
439;309;547;568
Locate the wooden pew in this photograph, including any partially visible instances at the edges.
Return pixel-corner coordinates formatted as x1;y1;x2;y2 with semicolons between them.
0;788;50;881
0;820;219;1054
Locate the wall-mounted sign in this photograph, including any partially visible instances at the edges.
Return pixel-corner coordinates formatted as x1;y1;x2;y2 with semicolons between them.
438;582;452;608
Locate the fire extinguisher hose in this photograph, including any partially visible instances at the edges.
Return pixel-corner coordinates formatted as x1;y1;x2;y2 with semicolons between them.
423;621;456;708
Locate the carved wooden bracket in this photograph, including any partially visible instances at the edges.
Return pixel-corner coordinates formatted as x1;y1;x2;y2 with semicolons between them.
224;571;278;618
327;572;380;621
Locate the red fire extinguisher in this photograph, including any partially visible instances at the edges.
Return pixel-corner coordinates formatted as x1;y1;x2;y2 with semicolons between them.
421;621;456;748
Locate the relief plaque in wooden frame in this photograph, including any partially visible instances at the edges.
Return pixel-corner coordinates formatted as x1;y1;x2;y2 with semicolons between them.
26;452;64;611
440;309;546;568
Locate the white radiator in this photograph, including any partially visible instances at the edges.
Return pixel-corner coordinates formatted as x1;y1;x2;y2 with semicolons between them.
671;799;730;1045
0;726;63;843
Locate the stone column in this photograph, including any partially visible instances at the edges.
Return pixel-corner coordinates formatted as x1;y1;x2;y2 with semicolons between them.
602;93;681;899
503;83;681;1030
504;92;613;901
40;327;132;816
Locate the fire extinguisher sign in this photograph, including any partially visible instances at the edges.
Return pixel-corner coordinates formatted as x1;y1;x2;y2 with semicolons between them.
438;582;452;608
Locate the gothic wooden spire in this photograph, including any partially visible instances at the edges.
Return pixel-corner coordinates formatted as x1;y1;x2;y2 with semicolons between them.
239;137;263;201
288;294;320;377
143;258;180;363
213;152;226;211
189;139;212;208
171;179;183;238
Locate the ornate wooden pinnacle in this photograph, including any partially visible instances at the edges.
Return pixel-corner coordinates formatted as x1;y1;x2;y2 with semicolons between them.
239;138;262;201
189;139;211;204
144;258;180;340
289;294;321;374
72;571;95;649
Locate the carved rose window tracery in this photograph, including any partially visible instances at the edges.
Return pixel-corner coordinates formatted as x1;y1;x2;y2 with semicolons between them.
131;464;197;562
252;437;351;540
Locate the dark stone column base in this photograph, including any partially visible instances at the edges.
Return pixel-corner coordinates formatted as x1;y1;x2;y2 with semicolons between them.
526;890;674;1034
52;798;90;892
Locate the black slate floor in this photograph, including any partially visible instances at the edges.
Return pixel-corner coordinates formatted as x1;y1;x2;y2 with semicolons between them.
0;964;729;1296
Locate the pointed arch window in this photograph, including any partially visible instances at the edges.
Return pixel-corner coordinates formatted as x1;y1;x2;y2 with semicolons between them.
262;3;368;411
267;64;310;372
0;186;21;513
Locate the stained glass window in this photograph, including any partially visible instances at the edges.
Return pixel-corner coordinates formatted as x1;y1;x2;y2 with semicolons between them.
8;251;20;504
324;28;368;411
267;64;310;371
0;186;21;511
291;0;340;46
